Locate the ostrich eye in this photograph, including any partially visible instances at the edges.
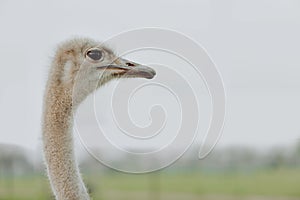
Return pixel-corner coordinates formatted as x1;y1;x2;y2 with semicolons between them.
86;49;103;61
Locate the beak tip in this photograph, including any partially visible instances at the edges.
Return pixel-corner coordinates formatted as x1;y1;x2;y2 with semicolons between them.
146;70;156;79
126;65;156;79
142;67;156;79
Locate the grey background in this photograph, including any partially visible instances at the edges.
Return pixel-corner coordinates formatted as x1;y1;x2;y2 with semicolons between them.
0;0;299;153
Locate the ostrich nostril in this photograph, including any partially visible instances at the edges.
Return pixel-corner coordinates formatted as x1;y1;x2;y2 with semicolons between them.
126;62;135;67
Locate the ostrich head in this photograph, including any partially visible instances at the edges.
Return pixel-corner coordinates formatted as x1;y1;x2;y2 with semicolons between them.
50;38;156;105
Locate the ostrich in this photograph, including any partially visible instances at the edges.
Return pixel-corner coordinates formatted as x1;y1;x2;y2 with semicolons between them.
42;38;156;200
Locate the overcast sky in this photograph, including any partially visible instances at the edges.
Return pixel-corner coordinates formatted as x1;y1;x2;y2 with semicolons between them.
0;0;300;153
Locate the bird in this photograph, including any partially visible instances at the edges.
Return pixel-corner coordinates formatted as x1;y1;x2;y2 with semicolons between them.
42;38;156;200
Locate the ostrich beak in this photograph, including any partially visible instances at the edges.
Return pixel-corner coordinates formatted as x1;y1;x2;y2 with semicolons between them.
98;58;156;79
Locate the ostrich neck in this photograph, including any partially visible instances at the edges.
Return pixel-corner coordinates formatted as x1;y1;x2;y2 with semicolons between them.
42;80;90;200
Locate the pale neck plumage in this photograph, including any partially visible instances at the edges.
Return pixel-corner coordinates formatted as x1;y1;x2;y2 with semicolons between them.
42;67;90;200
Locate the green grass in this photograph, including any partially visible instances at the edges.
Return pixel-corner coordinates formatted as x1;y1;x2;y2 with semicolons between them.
0;175;52;200
88;168;300;197
1;168;300;200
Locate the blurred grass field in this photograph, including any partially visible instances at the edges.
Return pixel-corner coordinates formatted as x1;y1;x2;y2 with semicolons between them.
1;168;300;200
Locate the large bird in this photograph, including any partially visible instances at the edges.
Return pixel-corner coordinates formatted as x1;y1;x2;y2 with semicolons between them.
42;38;156;200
